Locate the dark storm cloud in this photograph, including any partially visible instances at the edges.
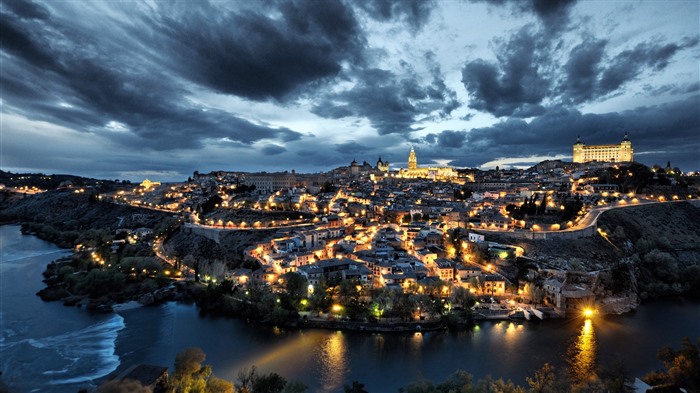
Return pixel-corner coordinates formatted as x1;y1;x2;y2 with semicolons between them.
406;96;699;170
561;38;607;103
313;59;460;135
1;0;49;20
436;130;467;148
559;37;699;103
0;13;57;69
356;0;437;32
415;129;467;149
599;38;699;94
461;26;549;118
334;141;371;155
261;144;287;156
0;5;303;150
151;0;365;101
526;0;577;31
445;95;700;169
471;0;577;31
463;20;697;116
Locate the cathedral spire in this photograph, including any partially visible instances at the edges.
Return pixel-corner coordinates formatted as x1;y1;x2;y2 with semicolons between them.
408;146;417;170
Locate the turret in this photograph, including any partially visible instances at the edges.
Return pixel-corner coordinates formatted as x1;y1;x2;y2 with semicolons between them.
572;136;585;163
620;132;633;162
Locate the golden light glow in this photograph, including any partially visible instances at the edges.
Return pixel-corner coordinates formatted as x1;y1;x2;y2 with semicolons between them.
568;319;597;384
583;308;594;318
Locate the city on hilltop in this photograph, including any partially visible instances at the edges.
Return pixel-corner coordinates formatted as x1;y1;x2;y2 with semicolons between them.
2;133;700;392
3;132;699;316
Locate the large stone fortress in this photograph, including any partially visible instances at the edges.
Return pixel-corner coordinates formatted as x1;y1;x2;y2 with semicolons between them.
399;146;457;179
573;132;633;163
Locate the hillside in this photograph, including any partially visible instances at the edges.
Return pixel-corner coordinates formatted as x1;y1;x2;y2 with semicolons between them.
0;190;174;247
598;202;700;298
163;228;277;268
598;201;700;254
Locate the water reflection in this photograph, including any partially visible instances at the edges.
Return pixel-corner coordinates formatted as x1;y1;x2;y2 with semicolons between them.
487;321;525;347
318;331;348;393
568;319;597;384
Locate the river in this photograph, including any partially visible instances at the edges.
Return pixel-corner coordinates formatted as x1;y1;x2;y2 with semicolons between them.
0;225;698;392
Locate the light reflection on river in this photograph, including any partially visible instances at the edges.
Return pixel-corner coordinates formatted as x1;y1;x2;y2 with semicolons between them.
318;332;348;392
569;319;597;384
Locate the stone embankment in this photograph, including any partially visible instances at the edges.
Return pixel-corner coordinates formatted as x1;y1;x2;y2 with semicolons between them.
597;294;639;315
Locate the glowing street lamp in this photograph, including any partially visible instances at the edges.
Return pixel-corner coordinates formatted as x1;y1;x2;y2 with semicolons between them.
583;308;596;318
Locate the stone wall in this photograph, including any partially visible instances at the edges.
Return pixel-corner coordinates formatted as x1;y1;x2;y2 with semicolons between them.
473;224;597;240
183;223;220;243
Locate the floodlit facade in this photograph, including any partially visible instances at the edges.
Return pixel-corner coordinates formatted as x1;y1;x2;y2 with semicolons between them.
399;147;457;179
573;133;633;163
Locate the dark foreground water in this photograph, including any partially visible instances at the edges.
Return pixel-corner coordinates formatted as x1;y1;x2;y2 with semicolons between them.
1;225;699;392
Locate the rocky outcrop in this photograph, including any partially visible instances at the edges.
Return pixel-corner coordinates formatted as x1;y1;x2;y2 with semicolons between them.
36;284;69;301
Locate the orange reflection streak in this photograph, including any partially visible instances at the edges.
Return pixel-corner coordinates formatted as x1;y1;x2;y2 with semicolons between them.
318;332;348;393
238;331;326;368
569;319;597;384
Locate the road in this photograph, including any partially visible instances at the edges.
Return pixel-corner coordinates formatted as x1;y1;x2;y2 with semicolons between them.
152;237;193;279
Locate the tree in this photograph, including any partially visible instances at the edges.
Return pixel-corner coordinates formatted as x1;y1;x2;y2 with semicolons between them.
170;347;233;393
283;272;308;302
650;337;700;390
344;381;369;393
451;286;476;311
526;363;557;393
237;366;287;393
207;376;234;393
436;370;473;392
253;373;287;393
282;381;308;393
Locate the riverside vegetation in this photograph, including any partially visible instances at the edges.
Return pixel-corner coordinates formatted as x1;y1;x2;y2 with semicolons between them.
87;338;700;393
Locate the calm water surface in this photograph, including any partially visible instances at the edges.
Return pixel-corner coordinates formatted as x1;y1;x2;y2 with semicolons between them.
1;225;698;392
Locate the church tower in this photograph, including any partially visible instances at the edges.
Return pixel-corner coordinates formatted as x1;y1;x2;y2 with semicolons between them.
408;146;417;170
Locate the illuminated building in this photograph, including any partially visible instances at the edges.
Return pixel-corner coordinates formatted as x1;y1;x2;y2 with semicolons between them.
376;157;389;172
572;132;633;163
399;146;457;179
140;179;161;189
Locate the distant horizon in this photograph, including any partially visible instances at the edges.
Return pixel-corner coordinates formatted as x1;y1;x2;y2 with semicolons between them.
1;155;690;184
2;1;698;182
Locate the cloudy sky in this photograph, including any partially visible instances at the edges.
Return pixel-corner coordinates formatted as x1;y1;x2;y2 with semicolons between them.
1;0;698;181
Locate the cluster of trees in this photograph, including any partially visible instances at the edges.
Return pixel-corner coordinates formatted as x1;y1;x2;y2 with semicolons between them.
97;347;308;393
643;337;700;391
603;222;700;299
196;273;476;327
21;222;85;248
48;254;171;300
505;194;583;222
600;162;689;193
636;248;700;299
